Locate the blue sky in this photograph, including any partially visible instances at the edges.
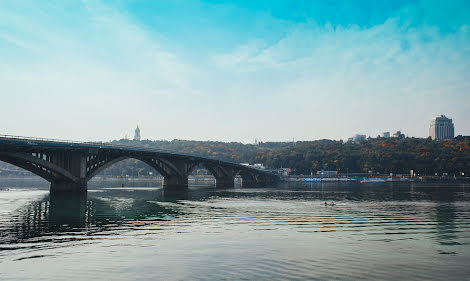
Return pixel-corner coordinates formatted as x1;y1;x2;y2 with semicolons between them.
1;0;469;142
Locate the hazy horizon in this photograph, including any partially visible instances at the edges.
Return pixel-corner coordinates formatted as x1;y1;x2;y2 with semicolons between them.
1;0;469;143
0;127;462;145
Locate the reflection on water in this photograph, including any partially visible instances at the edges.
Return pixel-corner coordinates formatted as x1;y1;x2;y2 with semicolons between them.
0;190;183;246
1;182;470;280
435;203;459;246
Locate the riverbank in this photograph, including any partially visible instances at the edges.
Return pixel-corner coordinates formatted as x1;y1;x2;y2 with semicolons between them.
1;174;469;188
283;175;470;183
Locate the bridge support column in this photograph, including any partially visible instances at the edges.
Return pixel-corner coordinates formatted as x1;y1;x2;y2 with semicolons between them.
50;152;88;193
215;177;234;188
243;178;276;188
50;182;87;193
239;170;278;187
239;171;258;187
163;176;188;190
241;179;258;187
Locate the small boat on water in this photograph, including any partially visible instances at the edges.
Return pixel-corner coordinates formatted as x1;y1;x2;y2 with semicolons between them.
323;202;336;206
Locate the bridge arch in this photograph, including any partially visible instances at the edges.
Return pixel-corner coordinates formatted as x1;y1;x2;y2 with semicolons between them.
86;155;179;182
0;152;77;184
187;162;242;187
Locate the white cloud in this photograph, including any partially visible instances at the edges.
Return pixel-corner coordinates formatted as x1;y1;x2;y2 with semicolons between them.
0;0;203;97
209;6;470;139
0;1;213;140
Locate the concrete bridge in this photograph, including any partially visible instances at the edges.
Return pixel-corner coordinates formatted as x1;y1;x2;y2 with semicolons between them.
0;135;279;193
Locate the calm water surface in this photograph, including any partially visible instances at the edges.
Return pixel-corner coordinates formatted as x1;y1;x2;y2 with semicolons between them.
1;181;470;280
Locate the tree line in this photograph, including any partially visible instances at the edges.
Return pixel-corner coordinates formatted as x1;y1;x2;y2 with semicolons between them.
103;137;470;176
254;137;470;175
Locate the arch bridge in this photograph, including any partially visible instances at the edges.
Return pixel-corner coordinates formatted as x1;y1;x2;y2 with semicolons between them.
0;135;279;193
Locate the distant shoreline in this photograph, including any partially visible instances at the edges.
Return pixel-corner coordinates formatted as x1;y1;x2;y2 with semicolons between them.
1;174;468;185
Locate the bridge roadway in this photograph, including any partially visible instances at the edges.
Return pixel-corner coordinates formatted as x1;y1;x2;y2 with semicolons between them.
0;135;279;193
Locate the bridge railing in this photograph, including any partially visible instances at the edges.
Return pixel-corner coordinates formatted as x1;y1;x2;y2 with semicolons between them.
0;134;180;155
0;134;177;153
0;134;92;144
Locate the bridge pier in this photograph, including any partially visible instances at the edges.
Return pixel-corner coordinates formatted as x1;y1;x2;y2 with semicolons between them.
49;152;88;193
50;182;87;193
241;179;258;187
163;176;188;190
215;177;234;188
239;171;258;187
239;172;277;188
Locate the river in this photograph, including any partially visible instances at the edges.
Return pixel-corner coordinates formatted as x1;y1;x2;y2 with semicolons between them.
1;181;469;280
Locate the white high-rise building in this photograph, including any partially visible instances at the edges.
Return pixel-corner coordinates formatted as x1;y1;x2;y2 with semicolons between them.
429;115;454;140
134;125;141;141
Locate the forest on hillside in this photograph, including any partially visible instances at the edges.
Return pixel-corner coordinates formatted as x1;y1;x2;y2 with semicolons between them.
254;137;470;175
101;137;470;176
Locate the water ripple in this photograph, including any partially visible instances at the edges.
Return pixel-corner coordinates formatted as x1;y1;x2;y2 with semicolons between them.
1;183;470;280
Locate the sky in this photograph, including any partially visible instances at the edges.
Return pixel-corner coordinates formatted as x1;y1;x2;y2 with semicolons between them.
1;0;469;143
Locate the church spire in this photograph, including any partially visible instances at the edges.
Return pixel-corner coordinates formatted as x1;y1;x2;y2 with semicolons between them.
133;124;141;141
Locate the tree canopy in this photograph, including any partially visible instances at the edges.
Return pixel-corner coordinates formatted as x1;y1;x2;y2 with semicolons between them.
103;137;470;176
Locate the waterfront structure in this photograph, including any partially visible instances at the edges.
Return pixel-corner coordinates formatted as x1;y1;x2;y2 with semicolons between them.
0;136;278;193
134;125;141;141
429;115;454;140
278;168;292;176
316;170;338;175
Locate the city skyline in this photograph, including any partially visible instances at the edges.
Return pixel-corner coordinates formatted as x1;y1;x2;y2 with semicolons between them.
1;1;469;143
122;116;458;143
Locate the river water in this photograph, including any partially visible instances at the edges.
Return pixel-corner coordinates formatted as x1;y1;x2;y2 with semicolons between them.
1;181;469;280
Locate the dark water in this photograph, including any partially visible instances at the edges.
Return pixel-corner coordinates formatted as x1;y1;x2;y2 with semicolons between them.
1;182;470;280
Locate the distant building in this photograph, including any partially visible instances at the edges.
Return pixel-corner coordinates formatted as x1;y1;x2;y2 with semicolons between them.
382;132;390;138
429;115;454;140
455;135;470;141
392;130;405;139
134;125;141;141
241;163;265;170
349;134;366;142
